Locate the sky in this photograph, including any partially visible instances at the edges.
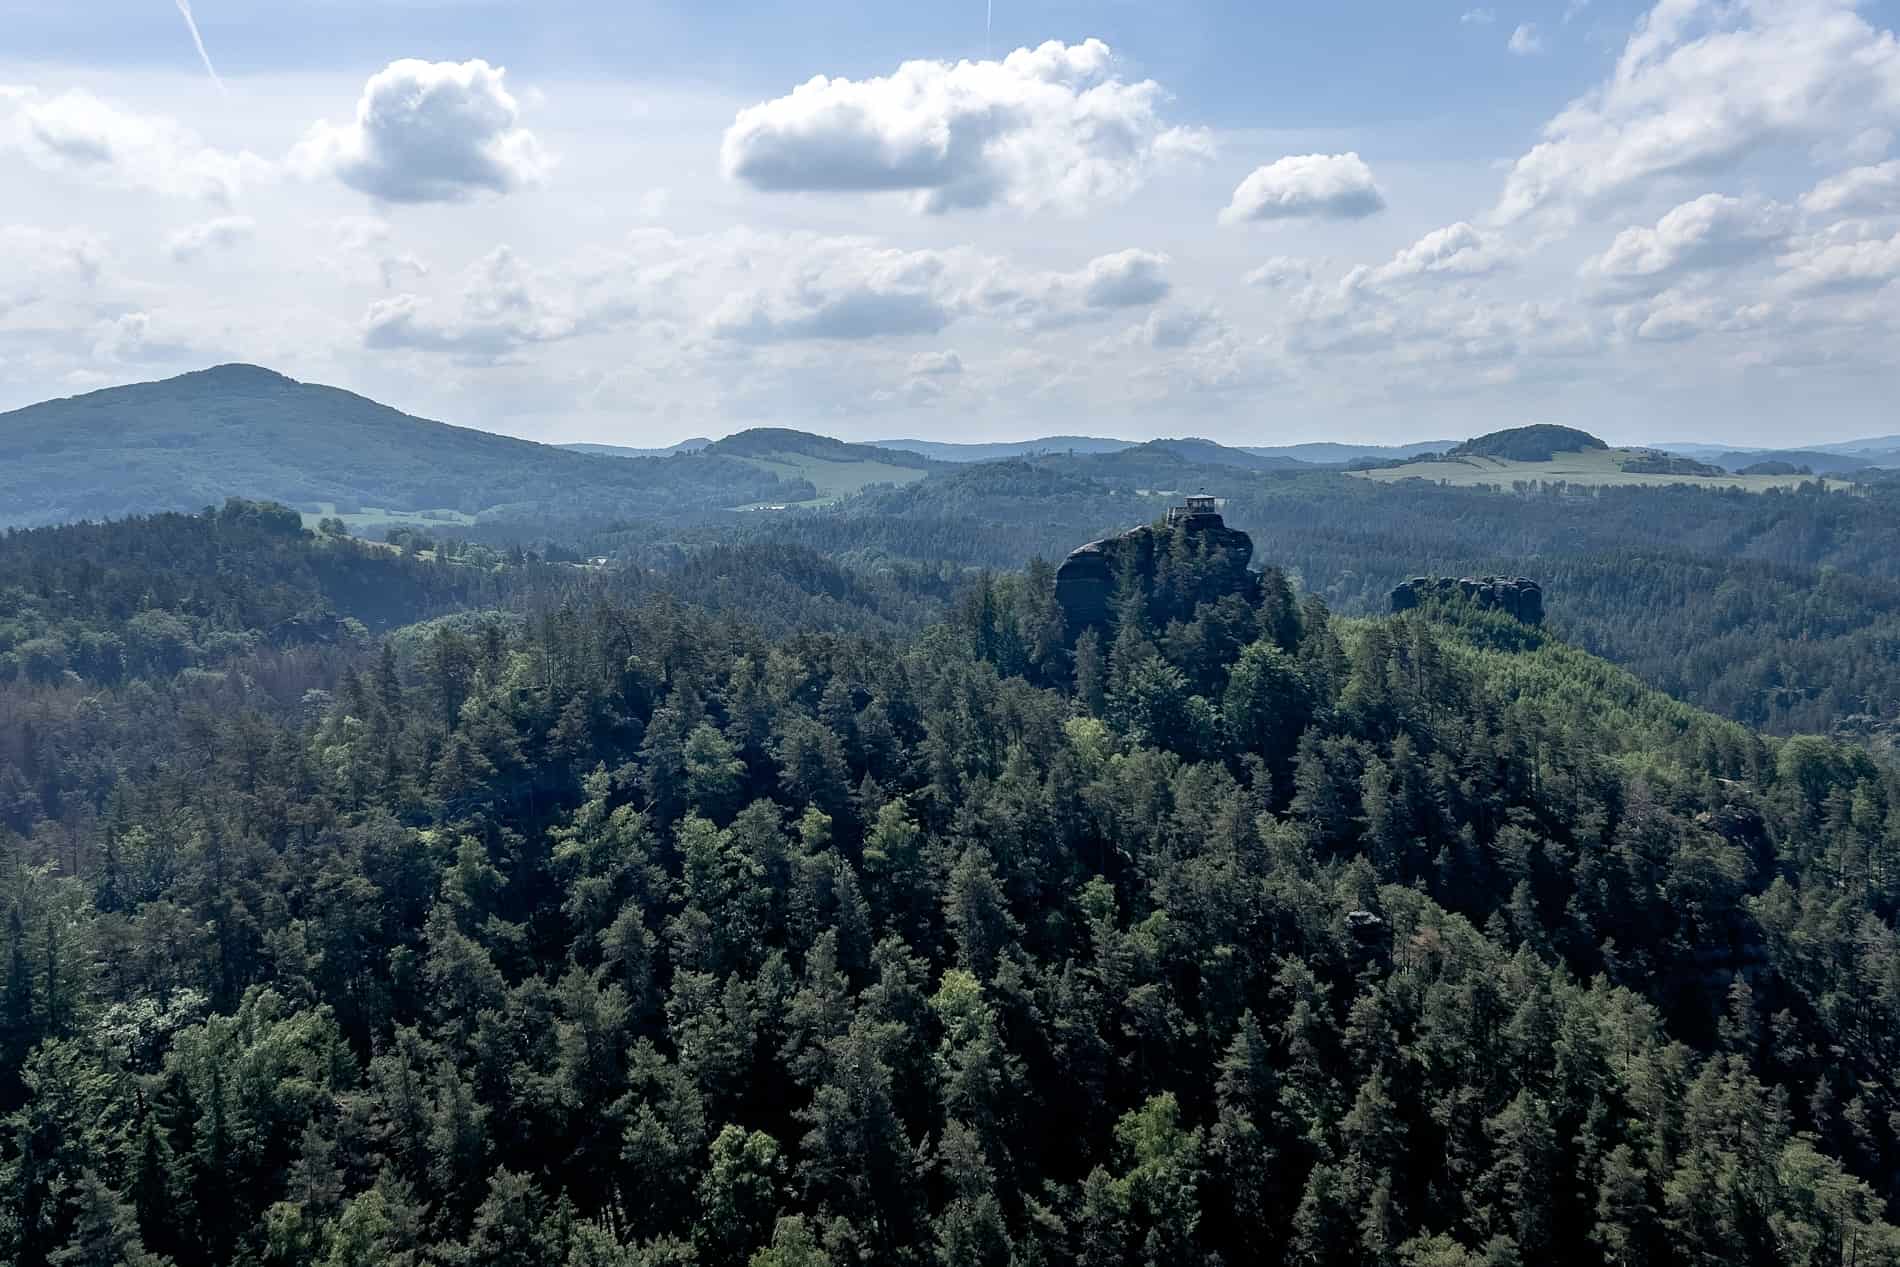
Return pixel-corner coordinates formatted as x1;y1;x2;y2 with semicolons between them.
3;0;1900;447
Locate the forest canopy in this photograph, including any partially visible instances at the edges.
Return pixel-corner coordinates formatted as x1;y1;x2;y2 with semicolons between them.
2;505;1898;1266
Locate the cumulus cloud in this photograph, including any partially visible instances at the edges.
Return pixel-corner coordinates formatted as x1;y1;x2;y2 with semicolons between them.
330;217;429;288
88;311;193;365
1245;256;1314;288
1802;160;1900;217
1620;289;1778;342
720;39;1211;215
709;240;962;342
908;350;963;376
1634;298;1710;341
1;90;254;202
878;349;967;406
165;215;254;261
1221;153;1385;224
0;225;105;314
297;59;550;204
1136;304;1222;349
1776;230;1900;292
1355;222;1510;289
983;248;1174;329
1495;0;1900;222
364;247;588;363
1508;24;1544;54
1583;194;1790;292
1078;249;1171;307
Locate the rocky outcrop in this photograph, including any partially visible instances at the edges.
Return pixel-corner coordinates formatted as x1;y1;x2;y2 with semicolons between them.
1056;509;1257;640
1389;575;1544;625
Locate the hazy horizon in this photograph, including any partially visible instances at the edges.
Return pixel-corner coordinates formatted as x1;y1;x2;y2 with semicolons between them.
8;1;1900;447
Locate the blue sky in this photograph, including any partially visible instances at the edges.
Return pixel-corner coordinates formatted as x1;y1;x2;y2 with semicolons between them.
3;0;1899;446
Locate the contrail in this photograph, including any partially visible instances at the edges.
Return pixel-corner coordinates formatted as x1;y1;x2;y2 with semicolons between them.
986;0;993;57
174;0;227;95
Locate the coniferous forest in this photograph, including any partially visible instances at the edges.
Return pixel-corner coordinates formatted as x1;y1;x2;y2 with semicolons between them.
4;499;1900;1267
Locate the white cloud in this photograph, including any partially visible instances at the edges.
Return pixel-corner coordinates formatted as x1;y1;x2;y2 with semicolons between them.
720;39;1211;215
708;239;964;342
88;311;194;365
296;59;550;204
1802;160;1900;217
1496;0;1900;222
1136;304;1222;348
1777;230;1900;292
1245;256;1314;288
1;89;254;202
908;350;963;376
165;215;255;261
879;349;967;406
1635;298;1710;341
1583;194;1790;291
984;248;1174;329
1621;289;1780;342
1221;152;1385;224
1508;24;1545;55
1361;222;1510;287
329;216;430;288
1462;9;1497;25
1078;249;1171;307
364;247;589;363
0;225;105;314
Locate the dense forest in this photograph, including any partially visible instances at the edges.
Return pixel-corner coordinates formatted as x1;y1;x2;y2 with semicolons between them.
684;465;1900;744
3;503;1900;1266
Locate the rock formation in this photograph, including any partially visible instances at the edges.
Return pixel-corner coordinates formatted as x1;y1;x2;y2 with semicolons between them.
1389;575;1544;625
1056;501;1258;640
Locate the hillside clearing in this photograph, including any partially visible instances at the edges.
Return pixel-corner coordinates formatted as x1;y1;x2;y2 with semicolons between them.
1352;448;1824;492
730;452;930;507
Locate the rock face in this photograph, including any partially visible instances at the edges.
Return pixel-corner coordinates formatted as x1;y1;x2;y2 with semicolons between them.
1056;507;1258;640
1389;575;1544;625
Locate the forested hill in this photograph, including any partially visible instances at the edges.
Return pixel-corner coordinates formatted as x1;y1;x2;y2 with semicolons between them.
4;515;1900;1266
0;499;517;687
706;429;938;470
0;366;799;528
1448;424;1608;461
731;464;1900;740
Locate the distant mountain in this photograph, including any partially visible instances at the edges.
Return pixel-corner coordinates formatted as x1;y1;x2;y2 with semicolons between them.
1812;436;1900;460
1240;440;1459;464
1143;438;1310;471
704;428;940;506
1450;425;1607;461
709;428;936;468
872;435;1459;465
561;438;712;459
1650;441;1742;460
872;435;1140;462
0;365;797;528
1657;442;1898;472
1708;450;1873;476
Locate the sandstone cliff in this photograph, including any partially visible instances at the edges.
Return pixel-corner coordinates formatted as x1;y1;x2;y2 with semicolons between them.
1055;510;1258;640
1389;575;1544;625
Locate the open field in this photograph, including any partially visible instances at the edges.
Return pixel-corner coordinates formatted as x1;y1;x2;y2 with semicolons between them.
1351;448;1825;492
298;504;480;532
731;452;930;508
